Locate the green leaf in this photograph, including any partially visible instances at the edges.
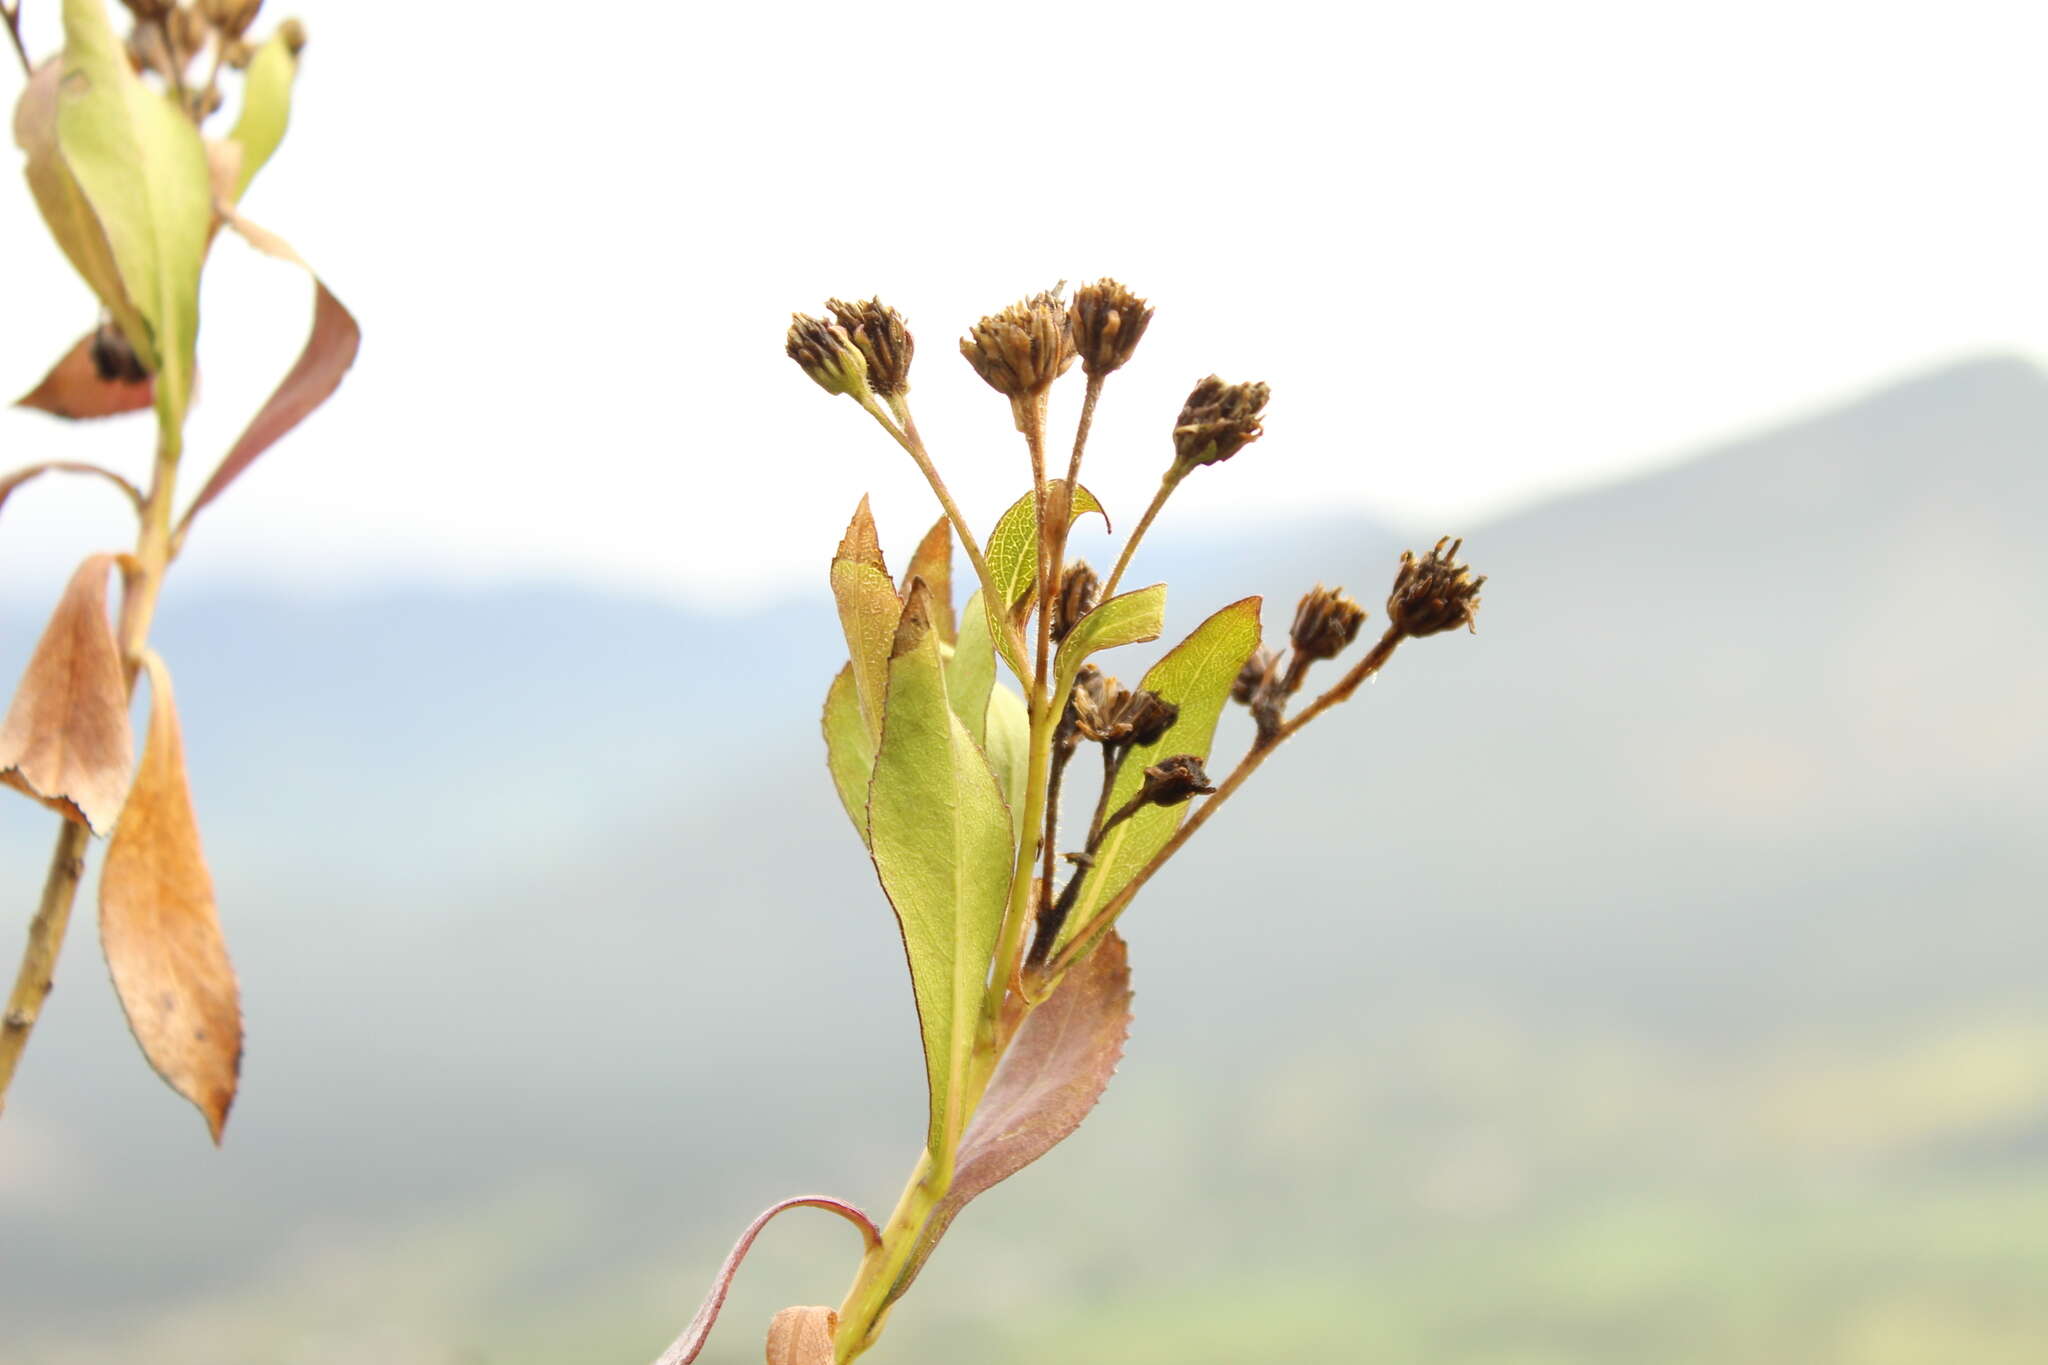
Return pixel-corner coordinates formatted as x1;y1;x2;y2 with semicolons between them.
1057;597;1263;949
821;664;874;845
829;498;901;743
55;0;214;430
13;63;149;377
981;481;1107;679
983;683;1030;842
1053;582;1168;689
946;589;998;747
895;931;1133;1297
867;593;1016;1161
226;30;297;200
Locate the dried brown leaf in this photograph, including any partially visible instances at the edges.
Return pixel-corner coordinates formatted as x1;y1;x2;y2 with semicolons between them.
15;330;155;419
763;1307;838;1365
650;1197;877;1365
903;517;954;645
898;931;1134;1292
835;493;889;575
0;462;144;525
178;212;360;534
0;554;134;834
99;652;242;1143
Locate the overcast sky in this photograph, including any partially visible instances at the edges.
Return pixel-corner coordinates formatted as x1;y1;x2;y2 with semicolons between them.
1;0;2043;610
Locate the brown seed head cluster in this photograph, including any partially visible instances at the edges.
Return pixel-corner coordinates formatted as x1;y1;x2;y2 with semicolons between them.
785;313;871;400
1172;376;1270;470
828;297;914;400
1051;562;1100;643
198;0;264;38
119;0;173;21
1069;279;1154;378
960;288;1077;401
1387;537;1486;637
1072;677;1178;749
1231;647;1277;706
1138;754;1216;808
1290;585;1367;663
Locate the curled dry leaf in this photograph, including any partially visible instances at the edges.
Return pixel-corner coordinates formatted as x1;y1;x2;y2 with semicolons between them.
0;462;145;524
100;652;242;1143
763;1307;839;1365
15;329;156;419
897;931;1135;1294
0;553;134;834
650;1196;878;1365
178;212;361;536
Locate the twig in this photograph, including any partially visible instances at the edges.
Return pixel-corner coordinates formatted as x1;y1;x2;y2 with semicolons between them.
2;2;31;79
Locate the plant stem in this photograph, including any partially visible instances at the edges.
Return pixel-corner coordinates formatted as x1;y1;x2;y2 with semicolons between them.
2;3;30;78
855;396;999;611
0;423;180;1119
832;1150;940;1361
1100;464;1183;601
1041;627;1406;980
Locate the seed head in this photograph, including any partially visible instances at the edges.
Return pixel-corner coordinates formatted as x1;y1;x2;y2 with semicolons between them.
1137;754;1216;808
1230;647;1277;707
198;0;263;39
1387;537;1486;638
960;287;1077;403
278;17;308;52
119;0;173;21
1290;585;1367;663
90;322;148;384
1172;376;1270;471
1069;278;1154;378
785;313;871;400
827;297;914;400
1051;561;1100;643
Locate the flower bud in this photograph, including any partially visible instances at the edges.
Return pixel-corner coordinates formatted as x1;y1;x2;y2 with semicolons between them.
1069;278;1153;378
1289;585;1366;662
960;288;1076;402
1137;754;1215;808
1051;561;1100;643
1172;376;1269;471
785;313;872;400
827;297;913;400
1387;537;1486;638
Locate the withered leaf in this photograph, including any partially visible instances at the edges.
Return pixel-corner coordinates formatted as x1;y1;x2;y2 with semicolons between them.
763;1307;838;1365
0;461;143;525
898;931;1134;1293
178;212;360;533
902;517;955;645
100;651;242;1143
0;553;134;834
15;329;155;419
650;1196;877;1365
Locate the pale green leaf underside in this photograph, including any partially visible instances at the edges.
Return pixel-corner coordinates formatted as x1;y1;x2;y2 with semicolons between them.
227;32;297;200
867;627;1015;1160
56;0;213;429
822;664;874;844
983;683;1030;843
831;560;900;743
1058;596;1262;947
947;590;998;747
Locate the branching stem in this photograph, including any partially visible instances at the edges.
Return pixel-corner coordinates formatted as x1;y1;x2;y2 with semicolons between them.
855;396;999;611
0;421;181;1119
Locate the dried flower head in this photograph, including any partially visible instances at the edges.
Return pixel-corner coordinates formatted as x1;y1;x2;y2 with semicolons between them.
1172;376;1270;470
1387;537;1486;638
1290;585;1367;663
199;0;263;38
278;17;308;52
1137;754;1216;808
785;313;871;400
960;287;1076;403
119;0;173;20
827;297;914;400
1231;647;1277;706
1069;278;1154;378
1051;562;1100;643
1072;680;1179;749
90;322;148;385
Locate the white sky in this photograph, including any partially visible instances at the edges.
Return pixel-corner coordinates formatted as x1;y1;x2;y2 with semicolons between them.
2;0;2044;610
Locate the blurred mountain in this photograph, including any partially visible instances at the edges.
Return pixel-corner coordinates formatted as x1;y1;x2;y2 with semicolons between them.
2;355;2045;1364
